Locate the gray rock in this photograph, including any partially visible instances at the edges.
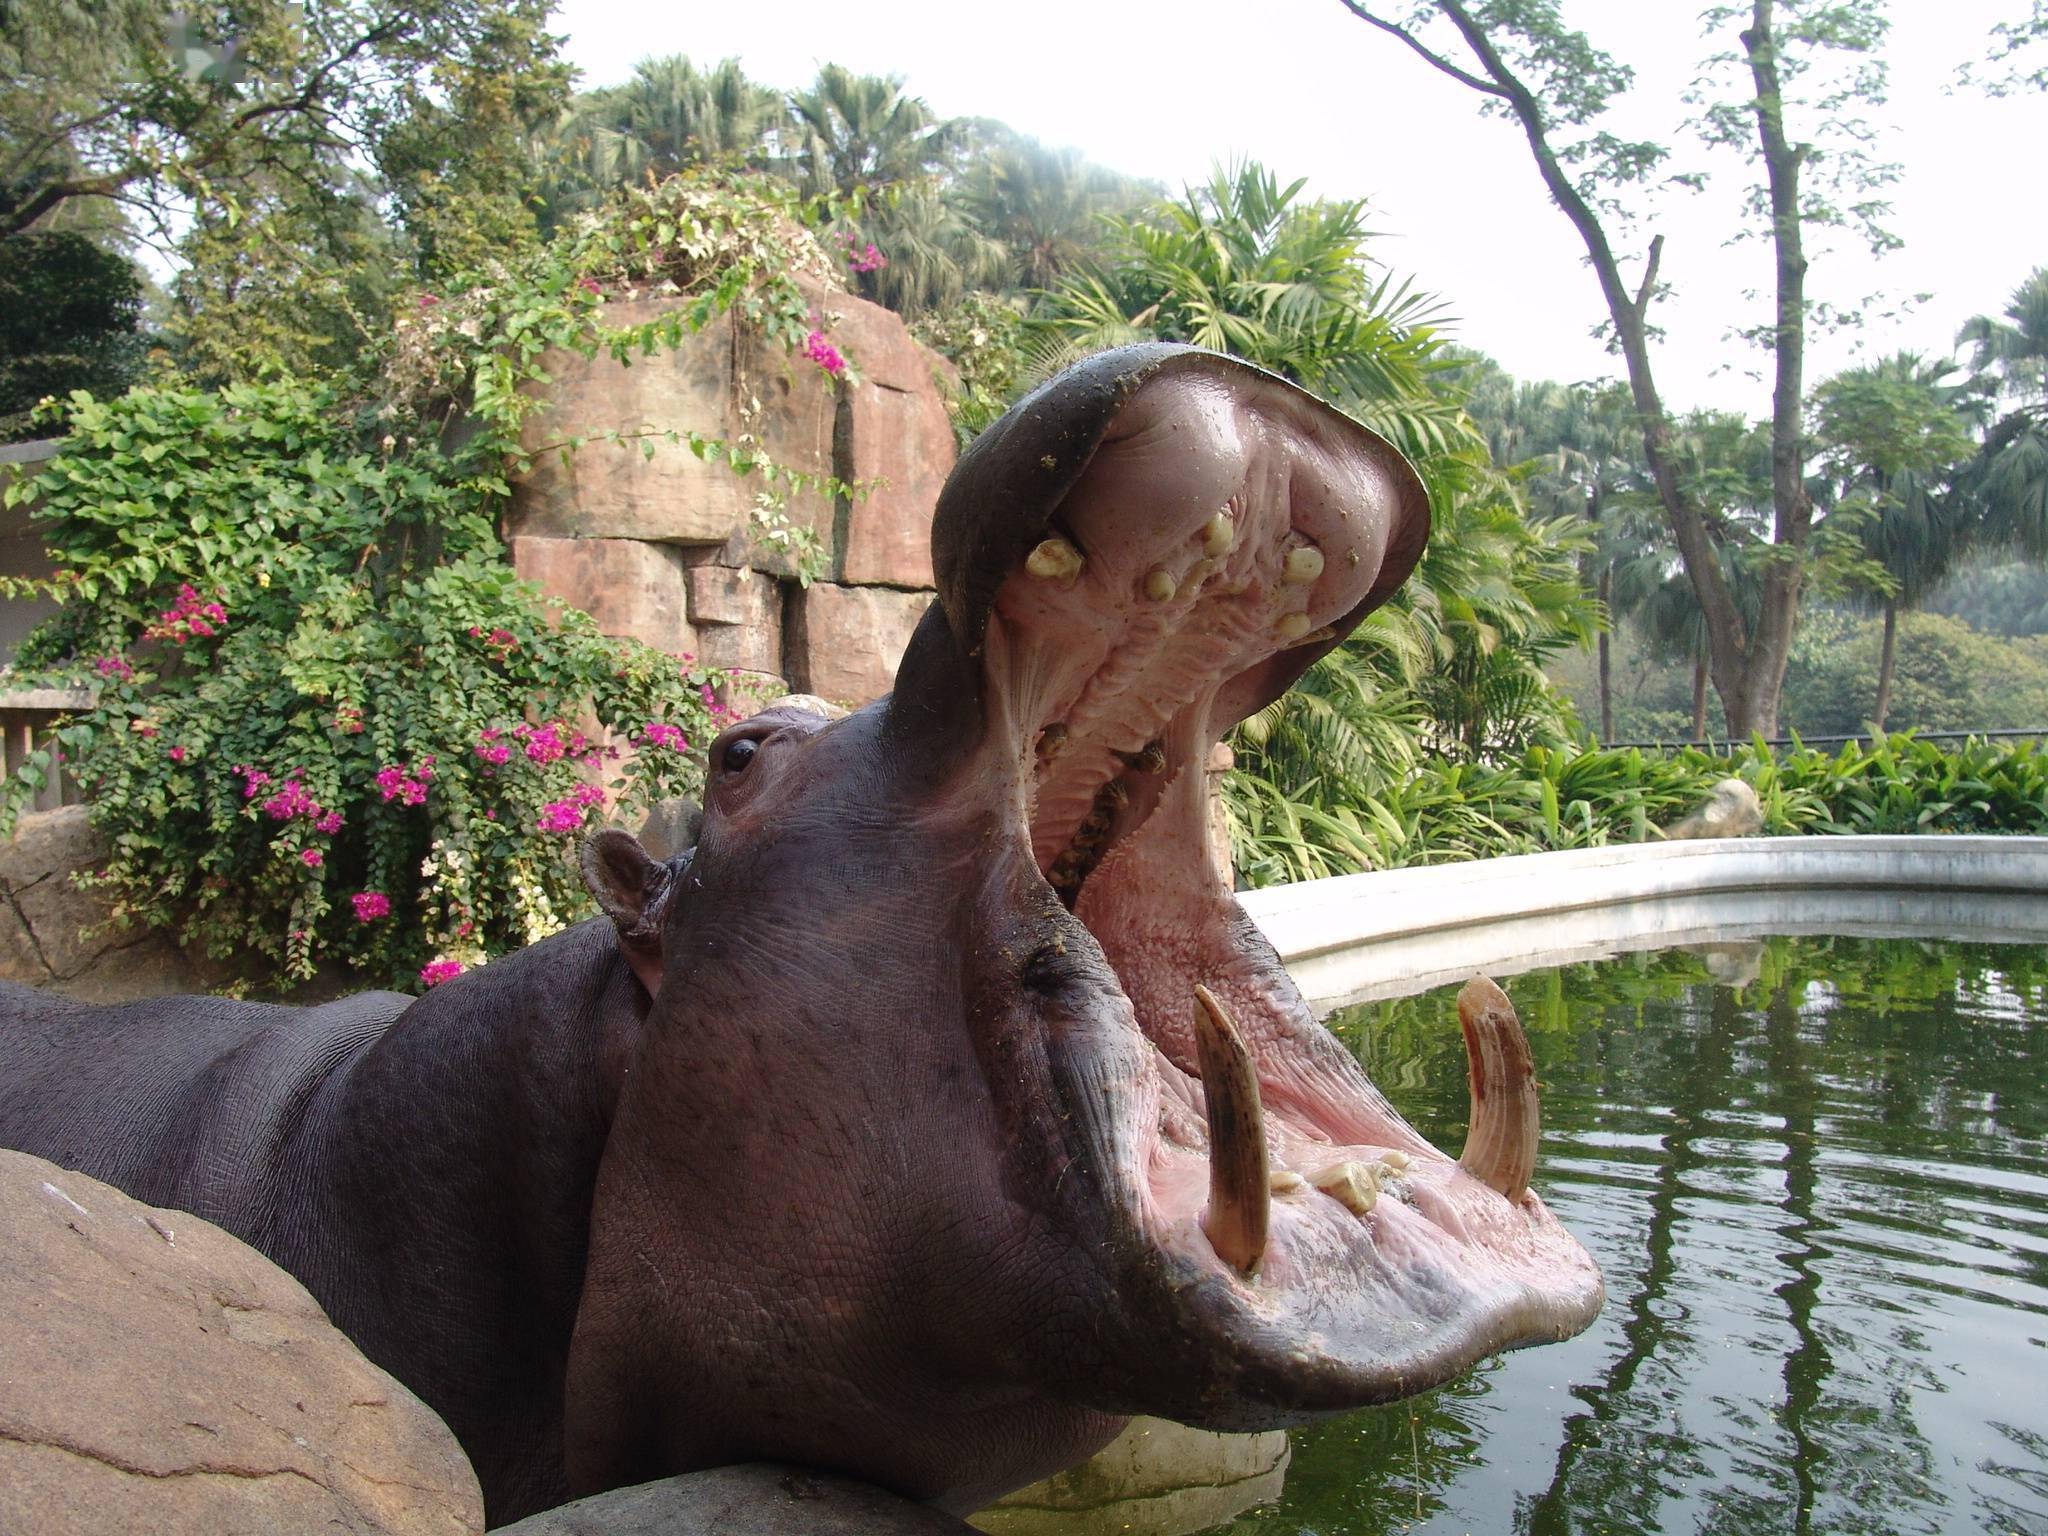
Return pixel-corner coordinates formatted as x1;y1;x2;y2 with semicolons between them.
0;1149;483;1535
492;1465;976;1535
1660;777;1764;840
0;806;202;999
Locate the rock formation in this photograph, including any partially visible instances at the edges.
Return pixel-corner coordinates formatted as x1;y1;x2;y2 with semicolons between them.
506;285;954;709
0;1150;482;1535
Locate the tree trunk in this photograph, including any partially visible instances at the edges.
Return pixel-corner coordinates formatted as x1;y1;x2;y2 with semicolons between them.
1691;652;1708;743
1597;566;1614;745
1873;598;1898;734
1363;1;1818;740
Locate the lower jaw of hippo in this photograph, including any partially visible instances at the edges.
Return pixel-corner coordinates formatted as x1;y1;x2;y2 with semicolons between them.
971;381;1603;1426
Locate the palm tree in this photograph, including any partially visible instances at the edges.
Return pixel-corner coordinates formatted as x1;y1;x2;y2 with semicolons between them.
1032;160;1472;457
594;56;780;173
780;66;957;199
848;180;1008;317
1959;268;2048;562
1812;353;1982;731
951;127;1143;290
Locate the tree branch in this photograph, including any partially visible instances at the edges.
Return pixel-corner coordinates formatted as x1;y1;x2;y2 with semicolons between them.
1632;233;1664;319
1332;0;1509;98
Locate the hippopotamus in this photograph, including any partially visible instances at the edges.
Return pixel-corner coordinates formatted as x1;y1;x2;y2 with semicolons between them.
0;344;1602;1526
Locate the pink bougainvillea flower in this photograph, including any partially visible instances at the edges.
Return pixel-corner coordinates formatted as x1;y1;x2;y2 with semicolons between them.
94;654;134;681
352;891;391;922
642;722;688;751
315;810;344;835
168;745;186;762
536;799;586;834
300;848;324;868
803;329;846;376
420;959;463;987
375;762;431;806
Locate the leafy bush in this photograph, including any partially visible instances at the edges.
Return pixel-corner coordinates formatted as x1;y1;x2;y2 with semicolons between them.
2;382;725;990
1226;732;2048;887
1784;610;2048;736
0;169;867;992
0;229;148;441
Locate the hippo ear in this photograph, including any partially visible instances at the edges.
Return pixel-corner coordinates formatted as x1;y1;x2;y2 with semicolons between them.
580;829;674;996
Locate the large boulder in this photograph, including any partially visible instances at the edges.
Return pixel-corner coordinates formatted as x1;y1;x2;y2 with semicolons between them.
492;1464;977;1535
0;806;202;1001
822;291;956;591
507;295;837;556
0;1149;483;1536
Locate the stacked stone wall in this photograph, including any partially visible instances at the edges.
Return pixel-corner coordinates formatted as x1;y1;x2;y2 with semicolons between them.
506;284;954;709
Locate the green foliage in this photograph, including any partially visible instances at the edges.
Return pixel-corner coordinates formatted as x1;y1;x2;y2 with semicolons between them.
0;228;147;440
1225;729;2048;888
1786;610;2048;737
0;169;870;992
0;382;726;991
909;289;1030;447
3;0;573;381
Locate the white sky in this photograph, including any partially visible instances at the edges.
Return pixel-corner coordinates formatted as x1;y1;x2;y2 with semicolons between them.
549;0;2048;418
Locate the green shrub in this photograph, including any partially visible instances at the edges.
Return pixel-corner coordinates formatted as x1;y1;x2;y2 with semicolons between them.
1226;732;2048;887
2;382;725;990
0;168;866;992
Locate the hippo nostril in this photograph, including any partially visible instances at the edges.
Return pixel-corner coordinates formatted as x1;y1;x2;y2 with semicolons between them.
1020;937;1081;995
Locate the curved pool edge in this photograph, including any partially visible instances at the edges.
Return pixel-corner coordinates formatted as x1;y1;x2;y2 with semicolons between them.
1239;835;2048;1009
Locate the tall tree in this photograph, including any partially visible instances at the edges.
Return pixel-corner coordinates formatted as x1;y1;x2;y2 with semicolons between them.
1959;266;2048;561
951;126;1143;290
1334;0;1901;735
0;227;146;439
1;0;567;245
564;56;779;185
1811;353;1981;730
780;65;956;200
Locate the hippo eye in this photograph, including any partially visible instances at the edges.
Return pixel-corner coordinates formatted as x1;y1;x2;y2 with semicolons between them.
721;737;759;774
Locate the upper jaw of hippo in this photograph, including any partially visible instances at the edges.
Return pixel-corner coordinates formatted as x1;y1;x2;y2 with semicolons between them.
896;344;1603;1427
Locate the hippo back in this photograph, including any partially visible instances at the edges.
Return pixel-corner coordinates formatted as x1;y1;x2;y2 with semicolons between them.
0;982;409;1243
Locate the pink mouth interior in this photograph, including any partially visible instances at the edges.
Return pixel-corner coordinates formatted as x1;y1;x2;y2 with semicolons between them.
980;369;1599;1389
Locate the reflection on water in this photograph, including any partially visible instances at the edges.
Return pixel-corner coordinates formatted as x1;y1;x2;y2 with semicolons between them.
1210;935;2048;1536
996;936;2048;1536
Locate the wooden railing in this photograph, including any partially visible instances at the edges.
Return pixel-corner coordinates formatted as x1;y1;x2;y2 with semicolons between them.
0;687;90;813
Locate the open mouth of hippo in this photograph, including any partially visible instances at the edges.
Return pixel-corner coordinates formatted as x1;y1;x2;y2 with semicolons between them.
918;344;1604;1426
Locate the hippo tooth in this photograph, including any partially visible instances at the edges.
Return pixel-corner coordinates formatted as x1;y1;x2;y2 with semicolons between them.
1380;1150;1412;1174
1274;612;1312;643
1026;536;1085;583
1193;985;1269;1277
1202;510;1234;557
1282;546;1325;585
1308;1160;1380;1216
1144;566;1179;602
1268;1169;1306;1195
1456;975;1540;1201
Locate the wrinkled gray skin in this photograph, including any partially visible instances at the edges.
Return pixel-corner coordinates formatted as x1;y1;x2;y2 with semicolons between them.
0;345;1601;1528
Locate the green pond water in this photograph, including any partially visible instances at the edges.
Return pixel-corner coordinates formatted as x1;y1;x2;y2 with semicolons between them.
1225;934;2048;1536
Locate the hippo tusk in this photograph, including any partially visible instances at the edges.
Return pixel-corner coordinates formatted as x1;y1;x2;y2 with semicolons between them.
1193;985;1269;1277
1456;976;1539;1201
